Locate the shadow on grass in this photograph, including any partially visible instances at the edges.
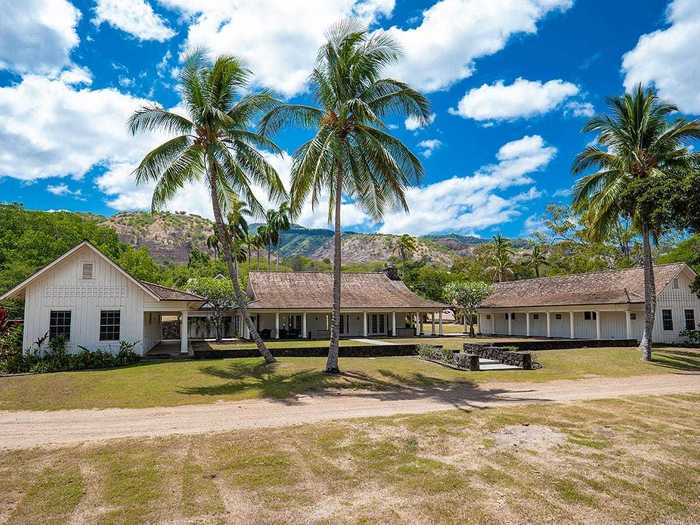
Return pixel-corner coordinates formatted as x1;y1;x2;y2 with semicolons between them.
651;350;700;372
177;359;545;409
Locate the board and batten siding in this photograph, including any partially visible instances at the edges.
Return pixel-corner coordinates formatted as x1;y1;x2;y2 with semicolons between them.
653;270;700;344
22;245;149;354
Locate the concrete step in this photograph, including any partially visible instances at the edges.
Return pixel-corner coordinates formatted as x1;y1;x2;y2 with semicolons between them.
480;363;521;371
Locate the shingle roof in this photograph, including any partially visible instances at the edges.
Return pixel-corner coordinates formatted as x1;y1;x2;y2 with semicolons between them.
479;263;690;309
248;271;446;310
140;281;204;302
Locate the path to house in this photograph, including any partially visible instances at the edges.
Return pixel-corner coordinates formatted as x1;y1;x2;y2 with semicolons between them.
1;373;698;450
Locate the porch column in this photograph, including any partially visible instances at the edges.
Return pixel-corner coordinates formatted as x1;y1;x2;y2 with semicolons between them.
392;312;396;337
302;312;307;339
243;315;250;339
546;312;551;338
274;312;280;339
431;312;436;336
363;311;368;337
595;311;601;340
418;313;424;336
507;313;512;336
625;311;632;340
439;310;444;336
180;310;188;354
569;311;575;339
526;312;530;337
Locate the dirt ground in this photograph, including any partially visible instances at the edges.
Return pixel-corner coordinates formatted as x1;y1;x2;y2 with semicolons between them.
1;372;698;450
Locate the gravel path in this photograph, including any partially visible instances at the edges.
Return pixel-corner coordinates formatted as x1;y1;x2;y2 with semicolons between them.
1;373;698;450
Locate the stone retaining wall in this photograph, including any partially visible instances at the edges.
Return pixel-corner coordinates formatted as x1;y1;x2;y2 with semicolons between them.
463;343;532;369
194;343;426;359
490;339;637;351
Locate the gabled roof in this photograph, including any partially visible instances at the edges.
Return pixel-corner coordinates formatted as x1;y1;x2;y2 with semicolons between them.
0;241;202;303
247;271;446;310
478;263;692;309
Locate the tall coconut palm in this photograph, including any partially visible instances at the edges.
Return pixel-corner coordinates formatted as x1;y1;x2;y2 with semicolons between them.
524;243;548;277
261;22;430;373
128;53;286;364
206;233;221;258
572;84;700;361
485;235;515;282
268;201;291;269
396;234;418;263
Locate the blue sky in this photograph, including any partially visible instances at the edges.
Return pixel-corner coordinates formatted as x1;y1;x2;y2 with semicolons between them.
1;0;698;237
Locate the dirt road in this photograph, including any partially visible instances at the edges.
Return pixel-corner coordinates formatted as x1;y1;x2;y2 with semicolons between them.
1;373;698;450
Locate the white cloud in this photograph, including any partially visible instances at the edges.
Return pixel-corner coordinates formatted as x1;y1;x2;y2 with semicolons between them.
552;187;572;198
417;139;442;158
0;0;80;75
382;0;573;92
93;0;175;42
160;0;395;97
405;112;435;131
47;183;84;199
564;101;594;118
449;78;579;121
523;214;546;235
622;0;700;114
59;66;93;86
378;135;555;235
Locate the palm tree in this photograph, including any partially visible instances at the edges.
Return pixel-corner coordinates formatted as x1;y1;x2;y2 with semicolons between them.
128;53;287;364
396;234;418;263
269;202;291;269
261;22;430;373
524;243;548;277
257;220;276;271
572;84;700;361
485;235;515;282
206;233;221;258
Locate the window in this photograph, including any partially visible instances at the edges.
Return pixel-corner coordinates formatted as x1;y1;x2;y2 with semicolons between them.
82;262;94;280
504;313;509;320
662;310;673;331
685;310;696;331
485;314;491;320
555;314;562;320
673;278;679;289
584;311;597;321
630;313;637;320
533;314;539;320
49;311;71;341
100;310;121;341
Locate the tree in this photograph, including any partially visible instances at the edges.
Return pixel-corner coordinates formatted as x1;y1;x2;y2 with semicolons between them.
485;235;515;282
443;281;492;337
206;233;221;258
261;22;430;373
263;202;291;269
524;243;548;278
187;277;236;342
396;234;418;262
572;84;700;361
128;53;287;364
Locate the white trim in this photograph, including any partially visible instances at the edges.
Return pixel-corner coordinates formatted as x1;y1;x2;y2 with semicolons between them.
0;241;161;302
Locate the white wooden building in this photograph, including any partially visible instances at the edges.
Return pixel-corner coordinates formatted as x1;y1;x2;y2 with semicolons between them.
477;263;699;344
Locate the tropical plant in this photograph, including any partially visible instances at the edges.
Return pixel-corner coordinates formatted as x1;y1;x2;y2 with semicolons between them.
524;243;548;278
261;22;430;373
263;202;292;269
395;234;418;262
572;84;700;361
443;281;492;337
485;235;515;282
206;233;221;258
128;52;287;364
187;277;236;342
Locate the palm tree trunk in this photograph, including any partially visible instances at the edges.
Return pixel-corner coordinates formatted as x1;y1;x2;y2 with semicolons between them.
326;163;343;374
206;166;275;364
267;242;272;271
639;220;656;361
276;244;280;270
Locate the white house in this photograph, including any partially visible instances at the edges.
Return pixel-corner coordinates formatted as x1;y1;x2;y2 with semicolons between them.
477;263;700;344
0;241;447;356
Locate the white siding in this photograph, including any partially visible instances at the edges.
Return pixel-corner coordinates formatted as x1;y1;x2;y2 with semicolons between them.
653;271;700;344
22;245;148;355
549;312;570;338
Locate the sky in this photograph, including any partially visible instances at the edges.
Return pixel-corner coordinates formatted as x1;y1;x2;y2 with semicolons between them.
0;0;698;238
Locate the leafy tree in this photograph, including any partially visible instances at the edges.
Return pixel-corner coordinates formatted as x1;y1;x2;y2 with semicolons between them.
484;235;515;282
396;234;418;262
117;246;161;283
206;233;221;258
129;53;287;364
443;281;492;337
187;277;236;342
572;84;700;361
261;22;430;373
523;243;548;277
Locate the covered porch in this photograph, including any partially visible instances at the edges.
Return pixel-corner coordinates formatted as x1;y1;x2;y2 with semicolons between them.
478;305;644;341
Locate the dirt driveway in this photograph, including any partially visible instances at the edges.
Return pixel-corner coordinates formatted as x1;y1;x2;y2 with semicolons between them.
1;373;698;450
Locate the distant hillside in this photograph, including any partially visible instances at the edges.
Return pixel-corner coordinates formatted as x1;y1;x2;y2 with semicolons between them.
99;211;495;265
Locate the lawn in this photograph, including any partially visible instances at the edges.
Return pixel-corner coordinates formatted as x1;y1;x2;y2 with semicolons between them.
1;394;698;523
0;346;697;411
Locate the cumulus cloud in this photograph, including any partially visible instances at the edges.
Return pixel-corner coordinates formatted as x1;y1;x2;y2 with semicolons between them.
622;0;700;114
382;0;573;92
417;139;442;158
405;112;435;131
47;183;84;199
0;0;81;75
564;101;595;118
449;78;580;121
159;0;395;97
378;135;555;235
93;0;175;42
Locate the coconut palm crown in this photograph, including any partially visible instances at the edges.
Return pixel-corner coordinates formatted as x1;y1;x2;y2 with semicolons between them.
572;84;700;360
260;21;431;373
128;52;287;363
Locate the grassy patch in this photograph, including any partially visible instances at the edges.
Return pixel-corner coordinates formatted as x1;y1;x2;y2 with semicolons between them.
0;345;697;411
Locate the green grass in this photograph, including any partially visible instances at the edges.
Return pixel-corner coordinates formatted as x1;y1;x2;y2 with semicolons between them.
0;345;697;411
0;395;698;523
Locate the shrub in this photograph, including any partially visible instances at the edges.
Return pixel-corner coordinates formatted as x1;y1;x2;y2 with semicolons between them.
0;325;25;374
680;329;700;346
440;347;455;363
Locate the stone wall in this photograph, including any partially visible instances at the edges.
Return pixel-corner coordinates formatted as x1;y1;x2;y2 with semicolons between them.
463;343;532;369
490;339;637;351
193;343;426;359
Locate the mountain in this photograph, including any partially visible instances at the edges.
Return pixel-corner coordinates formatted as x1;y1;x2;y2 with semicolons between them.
100;211;492;265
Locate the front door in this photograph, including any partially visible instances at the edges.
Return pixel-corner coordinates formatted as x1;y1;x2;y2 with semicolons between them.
339;314;351;336
370;313;386;335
